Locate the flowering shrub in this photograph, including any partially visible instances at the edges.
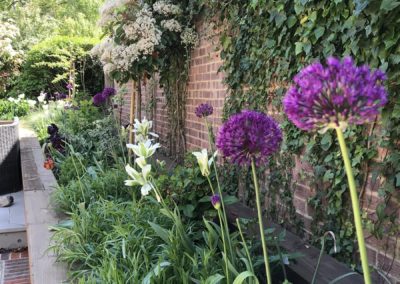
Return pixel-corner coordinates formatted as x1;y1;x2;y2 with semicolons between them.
92;0;199;80
0;19;23;94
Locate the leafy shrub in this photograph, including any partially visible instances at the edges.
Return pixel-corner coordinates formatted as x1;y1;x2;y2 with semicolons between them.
0;99;29;119
10;36;104;98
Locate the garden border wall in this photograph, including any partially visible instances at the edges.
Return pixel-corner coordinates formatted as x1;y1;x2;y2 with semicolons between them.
20;128;67;284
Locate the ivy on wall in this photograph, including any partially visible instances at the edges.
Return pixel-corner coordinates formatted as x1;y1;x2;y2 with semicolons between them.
207;0;400;268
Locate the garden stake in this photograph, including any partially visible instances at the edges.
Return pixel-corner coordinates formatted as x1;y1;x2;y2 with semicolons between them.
128;81;136;163
335;127;371;284
251;159;272;284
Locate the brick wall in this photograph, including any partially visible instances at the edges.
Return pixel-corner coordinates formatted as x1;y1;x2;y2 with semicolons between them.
114;21;399;283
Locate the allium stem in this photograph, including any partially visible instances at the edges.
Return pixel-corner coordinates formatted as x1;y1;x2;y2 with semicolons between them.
205;118;234;260
251;159;272;284
206;176;230;284
335;128;371;284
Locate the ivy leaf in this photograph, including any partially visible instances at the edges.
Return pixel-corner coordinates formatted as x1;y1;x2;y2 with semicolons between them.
320;133;332;151
376;203;385;220
295;42;303;55
354;0;369;15
380;0;400;11
395;172;400;187
323;170;334;182
314;27;325;40
287;15;297;28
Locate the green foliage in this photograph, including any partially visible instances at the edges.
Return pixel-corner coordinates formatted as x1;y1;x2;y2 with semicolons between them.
155;153;215;220
54;163;131;212
1;0;104;51
0;99;30;120
208;0;400;265
11;36;103;98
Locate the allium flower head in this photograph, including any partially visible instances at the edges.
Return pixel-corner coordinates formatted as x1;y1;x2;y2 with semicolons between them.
283;56;388;132
93;92;106;106
66;83;73;90
102;87;116;98
195;103;213;118
211;194;221;210
216;110;282;166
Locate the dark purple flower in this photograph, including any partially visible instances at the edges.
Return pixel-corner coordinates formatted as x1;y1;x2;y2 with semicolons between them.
195;103;213;118
47;123;59;136
57;93;67;100
283;56;388;132
93;92;106;106
211;194;221;210
216;110;282;166
102;87;116;98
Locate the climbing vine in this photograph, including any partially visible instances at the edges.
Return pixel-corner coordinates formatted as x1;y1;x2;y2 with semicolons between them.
93;0;203;161
207;0;400;269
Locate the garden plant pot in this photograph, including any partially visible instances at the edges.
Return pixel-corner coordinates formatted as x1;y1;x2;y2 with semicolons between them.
0;118;21;194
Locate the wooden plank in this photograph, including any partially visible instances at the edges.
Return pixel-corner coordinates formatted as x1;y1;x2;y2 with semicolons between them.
225;202;373;283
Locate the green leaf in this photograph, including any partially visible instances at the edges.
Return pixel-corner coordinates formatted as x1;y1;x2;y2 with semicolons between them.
380;0;400;11
223;195;239;205
314;27;325;40
295;42;303;55
395;172;400;187
233;271;259;284
148;222;169;243
182;204;195;217
205;274;225;284
320;133;332;151
376;203;385;220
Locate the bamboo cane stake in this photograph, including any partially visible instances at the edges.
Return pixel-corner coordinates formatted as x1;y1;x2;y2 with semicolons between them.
128;81;136;163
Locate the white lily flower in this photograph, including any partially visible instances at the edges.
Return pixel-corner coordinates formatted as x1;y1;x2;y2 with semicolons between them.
27;99;37;108
134;117;159;143
127;140;160;158
125;164;153;196
140;183;152;196
37;92;46;103
193;149;210;177
135;157;147;168
192;149;218;177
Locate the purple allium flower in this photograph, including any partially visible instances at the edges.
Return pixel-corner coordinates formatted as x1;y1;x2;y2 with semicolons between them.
216;110;282;166
47;123;59;136
195;103;213;118
283;56;388;132
93;92;106;106
66;83;73;90
211;194;221;210
102;87;116;98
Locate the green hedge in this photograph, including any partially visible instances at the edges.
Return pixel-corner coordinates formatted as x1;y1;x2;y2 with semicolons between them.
10;36;104;98
0;99;29;120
